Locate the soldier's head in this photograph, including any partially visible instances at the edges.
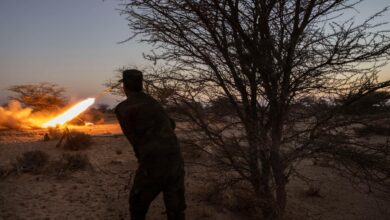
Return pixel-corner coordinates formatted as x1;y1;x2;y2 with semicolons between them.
121;69;143;96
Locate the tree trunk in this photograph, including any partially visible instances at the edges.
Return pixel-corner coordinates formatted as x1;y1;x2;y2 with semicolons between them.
252;166;286;219
270;150;287;219
270;124;287;219
250;142;286;219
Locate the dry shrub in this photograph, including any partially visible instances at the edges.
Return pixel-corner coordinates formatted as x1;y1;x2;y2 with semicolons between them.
115;148;123;155
0;166;5;178
50;153;90;176
203;178;258;217
228;190;259;215
14;150;49;174
312;158;333;167
63;131;93;150
198;206;213;219
0;166;12;179
354;124;390;136
180;139;204;160
305;184;322;197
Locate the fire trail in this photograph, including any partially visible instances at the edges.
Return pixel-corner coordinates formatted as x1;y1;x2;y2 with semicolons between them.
41;82;121;128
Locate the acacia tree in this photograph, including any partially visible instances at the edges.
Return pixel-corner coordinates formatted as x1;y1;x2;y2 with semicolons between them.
120;0;390;218
8;82;67;112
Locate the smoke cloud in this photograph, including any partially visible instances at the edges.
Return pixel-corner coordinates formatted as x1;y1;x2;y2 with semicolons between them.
0;100;46;129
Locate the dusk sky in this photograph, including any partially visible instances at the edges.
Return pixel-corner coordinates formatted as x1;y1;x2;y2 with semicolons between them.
1;0;390;106
0;0;151;106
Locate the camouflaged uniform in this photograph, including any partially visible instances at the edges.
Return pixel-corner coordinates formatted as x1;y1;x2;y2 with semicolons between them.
115;91;186;220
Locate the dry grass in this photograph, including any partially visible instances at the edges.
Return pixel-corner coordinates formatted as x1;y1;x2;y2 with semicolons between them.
49;153;90;176
11;151;91;177
14;150;49;174
63;131;93;150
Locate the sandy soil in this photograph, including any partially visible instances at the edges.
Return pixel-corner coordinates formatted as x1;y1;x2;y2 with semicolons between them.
0;122;389;220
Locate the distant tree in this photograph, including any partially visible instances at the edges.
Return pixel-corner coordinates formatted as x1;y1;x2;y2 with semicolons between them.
104;72;125;98
207;96;236;116
339;90;390;114
121;0;390;218
8;82;67;112
96;104;110;113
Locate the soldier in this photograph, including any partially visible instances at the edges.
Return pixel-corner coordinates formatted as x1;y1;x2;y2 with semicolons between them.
115;69;186;220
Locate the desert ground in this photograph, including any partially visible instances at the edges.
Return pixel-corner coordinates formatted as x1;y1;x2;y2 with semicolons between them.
0;116;389;220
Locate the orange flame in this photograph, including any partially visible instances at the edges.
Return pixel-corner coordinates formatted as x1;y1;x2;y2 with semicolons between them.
42;98;95;127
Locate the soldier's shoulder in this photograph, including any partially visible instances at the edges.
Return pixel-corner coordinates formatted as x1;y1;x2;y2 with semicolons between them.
115;99;132;116
116;93;163;114
135;92;160;108
139;92;158;102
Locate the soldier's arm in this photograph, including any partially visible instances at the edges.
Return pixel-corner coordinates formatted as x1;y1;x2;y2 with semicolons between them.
115;103;140;159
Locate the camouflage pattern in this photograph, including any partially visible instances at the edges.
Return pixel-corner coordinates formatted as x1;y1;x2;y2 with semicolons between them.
115;91;186;220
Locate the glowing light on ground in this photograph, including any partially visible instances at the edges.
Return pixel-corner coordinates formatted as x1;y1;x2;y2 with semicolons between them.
42;98;95;127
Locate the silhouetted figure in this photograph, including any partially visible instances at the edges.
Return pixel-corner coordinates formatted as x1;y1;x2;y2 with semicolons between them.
115;69;186;220
43;133;50;141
